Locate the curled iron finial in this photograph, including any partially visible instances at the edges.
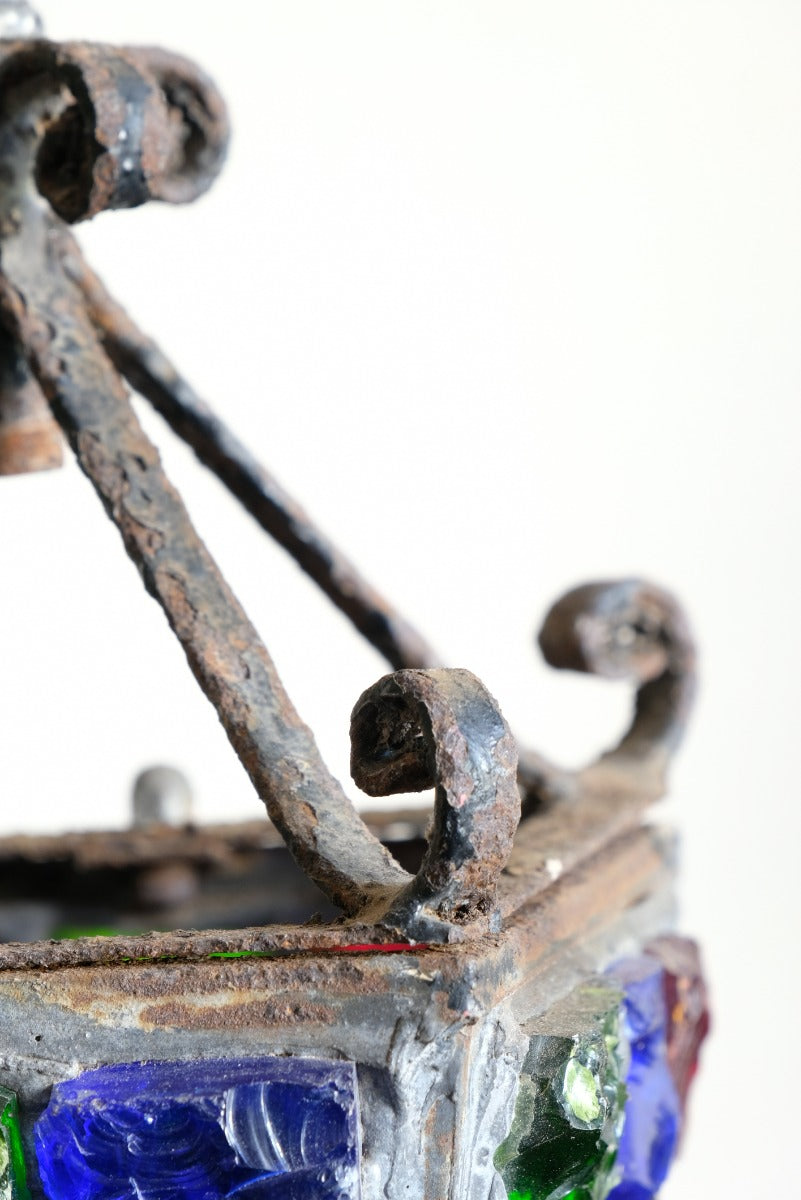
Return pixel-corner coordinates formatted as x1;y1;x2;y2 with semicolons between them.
351;668;520;939
536;579;696;797
0;38;228;225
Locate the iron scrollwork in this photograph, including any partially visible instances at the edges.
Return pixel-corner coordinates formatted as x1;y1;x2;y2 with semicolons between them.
0;19;696;944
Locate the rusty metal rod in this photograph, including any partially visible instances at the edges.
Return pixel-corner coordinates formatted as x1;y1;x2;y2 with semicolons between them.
72;269;691;812
61;239;437;673
8;278;409;913
61;239;568;807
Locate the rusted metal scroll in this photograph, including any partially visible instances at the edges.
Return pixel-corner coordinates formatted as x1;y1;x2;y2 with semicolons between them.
351;668;519;938
537;579;695;798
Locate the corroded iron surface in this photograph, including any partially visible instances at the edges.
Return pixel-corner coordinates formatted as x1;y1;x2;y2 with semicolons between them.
0;817;670;971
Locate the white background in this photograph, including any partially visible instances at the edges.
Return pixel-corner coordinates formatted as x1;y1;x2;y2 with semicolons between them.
3;3;800;1194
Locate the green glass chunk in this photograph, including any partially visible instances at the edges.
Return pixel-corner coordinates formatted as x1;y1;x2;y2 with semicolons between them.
495;980;627;1200
0;1086;31;1200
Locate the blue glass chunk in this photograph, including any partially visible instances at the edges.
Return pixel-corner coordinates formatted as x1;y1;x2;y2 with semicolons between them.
34;1057;361;1200
607;958;680;1200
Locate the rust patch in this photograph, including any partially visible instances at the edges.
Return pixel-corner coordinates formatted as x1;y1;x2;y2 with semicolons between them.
138;998;335;1031
0;322;64;473
0;419;62;473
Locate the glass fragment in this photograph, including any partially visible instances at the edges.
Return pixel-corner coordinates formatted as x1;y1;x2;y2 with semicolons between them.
0;1085;31;1200
494;979;627;1199
34;1057;361;1200
496;940;708;1200
606;958;680;1199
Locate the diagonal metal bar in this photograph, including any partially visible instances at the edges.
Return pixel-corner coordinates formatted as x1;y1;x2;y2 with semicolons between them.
60;237;438;673
57;238;570;809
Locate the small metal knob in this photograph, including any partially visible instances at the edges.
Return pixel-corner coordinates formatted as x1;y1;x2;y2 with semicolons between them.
131;766;193;828
0;2;43;39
